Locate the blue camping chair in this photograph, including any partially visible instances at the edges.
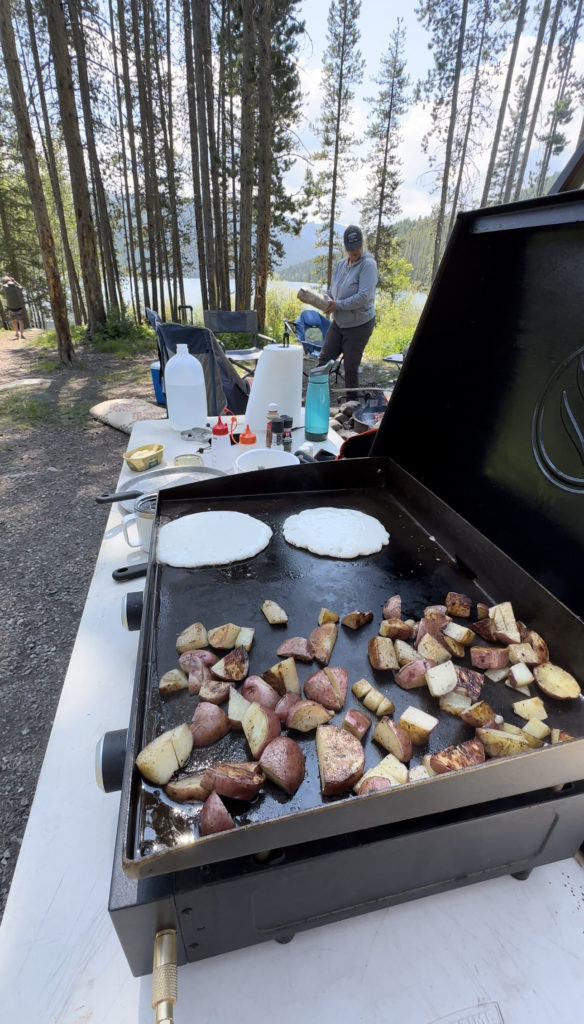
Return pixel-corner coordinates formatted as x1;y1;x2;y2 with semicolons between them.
293;309;331;356
145;310;250;414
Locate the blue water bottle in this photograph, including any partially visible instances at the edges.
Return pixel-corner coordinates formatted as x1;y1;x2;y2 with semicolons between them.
305;361;334;441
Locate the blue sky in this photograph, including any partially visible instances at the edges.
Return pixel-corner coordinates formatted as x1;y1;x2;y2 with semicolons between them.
291;0;583;223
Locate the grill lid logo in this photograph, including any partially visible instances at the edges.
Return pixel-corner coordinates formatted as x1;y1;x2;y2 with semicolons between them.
532;346;584;492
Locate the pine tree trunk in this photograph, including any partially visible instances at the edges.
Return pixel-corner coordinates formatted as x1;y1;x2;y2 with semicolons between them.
447;7;488;239
183;0;208;308
0;0;73;361
237;0;255;309
431;0;469;282
254;0;273;332
326;3;349;286
480;0;527;207
131;0;158;309
192;0;218;308
514;0;562;198
24;0;85;325
117;0;150;313
44;0;105;333
201;0;229;308
503;0;552;203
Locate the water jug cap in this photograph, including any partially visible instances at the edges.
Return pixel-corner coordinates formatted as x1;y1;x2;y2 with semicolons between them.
268;403;278;413
308;360;335;377
239;424;257;445
212;415;228;436
176;344;189;355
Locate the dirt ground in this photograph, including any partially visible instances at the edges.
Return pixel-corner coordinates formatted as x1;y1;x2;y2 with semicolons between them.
0;329;397;921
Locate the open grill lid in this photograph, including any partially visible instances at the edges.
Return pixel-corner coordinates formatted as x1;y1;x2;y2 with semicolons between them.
372;191;584;619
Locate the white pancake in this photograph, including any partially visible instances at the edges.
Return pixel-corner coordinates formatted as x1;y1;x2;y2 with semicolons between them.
283;507;389;558
157;511;272;567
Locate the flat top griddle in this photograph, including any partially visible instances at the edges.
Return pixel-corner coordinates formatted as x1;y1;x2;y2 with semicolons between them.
122;470;584;879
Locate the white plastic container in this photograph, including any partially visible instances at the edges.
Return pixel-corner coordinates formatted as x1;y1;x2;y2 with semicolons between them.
244;344;303;434
164;344;207;431
235;448;300;473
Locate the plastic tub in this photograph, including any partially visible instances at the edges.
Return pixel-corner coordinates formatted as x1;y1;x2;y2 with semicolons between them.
234;448;300;473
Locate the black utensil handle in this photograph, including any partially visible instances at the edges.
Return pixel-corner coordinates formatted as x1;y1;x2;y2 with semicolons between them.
112;562;149;581
96;489;143;505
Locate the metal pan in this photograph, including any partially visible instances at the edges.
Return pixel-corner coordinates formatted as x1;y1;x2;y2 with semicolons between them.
96;465;226;513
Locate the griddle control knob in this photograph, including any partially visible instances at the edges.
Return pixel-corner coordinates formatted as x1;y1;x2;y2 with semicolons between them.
121;590;144;631
95;728;128;793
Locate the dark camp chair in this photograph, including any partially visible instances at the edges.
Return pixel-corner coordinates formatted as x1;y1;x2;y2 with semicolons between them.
145;309;250;414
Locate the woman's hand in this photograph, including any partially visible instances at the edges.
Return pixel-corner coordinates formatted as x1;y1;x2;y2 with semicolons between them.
325;300;336;316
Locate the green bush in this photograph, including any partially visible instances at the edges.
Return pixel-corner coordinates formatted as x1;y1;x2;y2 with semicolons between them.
90;310;156;356
367;293;421;359
264;285;303;342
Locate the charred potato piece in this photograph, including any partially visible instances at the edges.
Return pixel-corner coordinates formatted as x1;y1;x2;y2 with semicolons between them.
508;642;539;666
398;706;439;745
207;623;241;649
260;737;306;795
136;723;194;785
198;678;231;705
176;622;208;653
358;776;396;795
379;618;414;640
488;601;521;644
454;666;484;701
199;791;235;836
429;738;485;774
460;700;497;728
261;656;301;695
394;639;419;666
416;633;451;664
476;727;532;757
442;621;475;645
318;607;339;625
261;600;288;625
341;609;374;630
445;592;472;617
211;646;249;682
236;626;255;651
316;724;365;796
470;646;509;670
190;702;230;747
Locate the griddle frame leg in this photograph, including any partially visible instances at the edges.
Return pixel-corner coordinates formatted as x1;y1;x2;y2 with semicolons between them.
511;869;532;881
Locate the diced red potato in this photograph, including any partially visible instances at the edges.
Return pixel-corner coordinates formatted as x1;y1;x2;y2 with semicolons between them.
470;618;496;642
341;610;374;630
424;604;448;618
470;646;509;670
318;608;339;624
315;724;365;796
524;630;549;664
368;636;399;670
398;706;439;745
512;696;548;721
304;667;348;711
508;643;539;666
180;649;220;671
372;717;413;762
508;662;534;687
190;702;231;747
355;754;407;793
342;708;372;741
476;603;489;620
165;773;212;802
211;646;249;682
276;636;315;661
176;621;208;653
203;761;265;801
439;690;472;717
274;692;301;725
358;776;396;795
441;635;466;659
260;737;306;795
207;623;241;649
308;623;338;665
429;738;485;774
135;723;194;785
442;621;475;646
382;595;402;620
187;660;213;695
379;618;414;640
489;601;521;644
454;666;484;701
199;791;235;836
425;660;457;697
534;663;581;700
445;592;472;617
460;701;498;728
416;633;452;664
159;668;189;695
227;686;251;729
286;700;334;732
261;657;301;695
394;639;419;665
198;678;231;705
394;658;436;690
242;704;281;759
416;614;451;646
241;675;280;710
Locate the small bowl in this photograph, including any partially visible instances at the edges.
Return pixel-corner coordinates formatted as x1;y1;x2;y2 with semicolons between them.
235;448;300;473
123;443;164;472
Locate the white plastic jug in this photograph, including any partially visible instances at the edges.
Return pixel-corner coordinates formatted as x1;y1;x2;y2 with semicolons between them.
244;344;303;435
164;344;207;431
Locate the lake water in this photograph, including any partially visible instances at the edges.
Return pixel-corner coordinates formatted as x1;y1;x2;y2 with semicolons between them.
121;278;427;312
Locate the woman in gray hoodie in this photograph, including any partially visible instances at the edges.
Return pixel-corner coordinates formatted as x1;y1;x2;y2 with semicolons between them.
318;225;378;400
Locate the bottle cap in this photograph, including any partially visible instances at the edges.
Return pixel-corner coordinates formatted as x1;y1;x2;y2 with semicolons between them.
271;417;283;431
212;415;228;435
268;403;278;413
239;424;257;445
281;414;293;428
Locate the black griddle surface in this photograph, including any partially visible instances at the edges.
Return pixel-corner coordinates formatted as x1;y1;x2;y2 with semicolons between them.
125;483;584;877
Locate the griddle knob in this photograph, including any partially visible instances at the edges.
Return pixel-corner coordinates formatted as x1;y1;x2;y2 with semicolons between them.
95;729;128;793
122;590;144;631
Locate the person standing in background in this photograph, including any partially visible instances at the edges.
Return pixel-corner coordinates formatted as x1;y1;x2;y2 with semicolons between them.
318;226;378;401
1;275;27;339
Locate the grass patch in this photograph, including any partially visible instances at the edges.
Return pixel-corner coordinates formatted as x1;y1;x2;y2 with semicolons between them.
0;387;92;429
90;312;156;357
368;293;421;359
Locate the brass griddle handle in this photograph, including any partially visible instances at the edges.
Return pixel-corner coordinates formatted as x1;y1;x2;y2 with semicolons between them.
152;929;177;1024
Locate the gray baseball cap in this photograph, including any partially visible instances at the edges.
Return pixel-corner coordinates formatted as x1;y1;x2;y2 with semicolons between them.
343;225;363;251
